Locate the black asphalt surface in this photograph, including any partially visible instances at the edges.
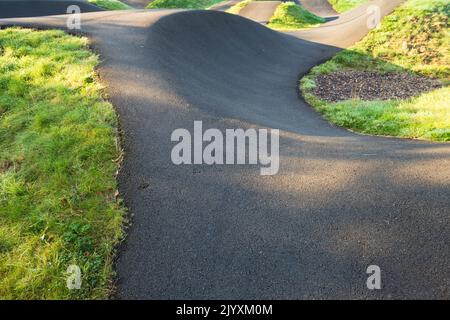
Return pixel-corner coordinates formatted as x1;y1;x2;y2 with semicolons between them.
0;0;449;299
300;0;337;17
238;1;281;24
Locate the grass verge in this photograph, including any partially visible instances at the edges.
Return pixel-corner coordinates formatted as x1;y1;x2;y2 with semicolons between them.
88;0;132;10
267;2;325;31
147;0;223;9
300;0;450;141
328;0;367;13
0;28;125;299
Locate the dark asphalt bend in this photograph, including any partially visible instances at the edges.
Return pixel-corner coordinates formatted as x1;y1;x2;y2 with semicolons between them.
238;1;281;24
1;0;449;299
121;0;149;9
299;0;338;17
0;0;103;19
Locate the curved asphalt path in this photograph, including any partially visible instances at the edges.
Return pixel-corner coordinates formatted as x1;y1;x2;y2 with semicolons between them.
209;0;241;11
0;0;103;18
1;0;449;299
291;0;403;47
299;0;337;17
238;1;281;24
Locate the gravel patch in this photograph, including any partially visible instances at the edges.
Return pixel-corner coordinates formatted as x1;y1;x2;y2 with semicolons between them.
313;71;443;102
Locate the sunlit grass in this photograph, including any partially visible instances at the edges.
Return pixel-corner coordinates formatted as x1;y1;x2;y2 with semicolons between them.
0;28;125;299
300;0;449;141
302;83;450;140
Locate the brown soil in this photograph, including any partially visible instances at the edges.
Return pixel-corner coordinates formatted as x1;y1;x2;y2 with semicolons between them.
313;71;443;102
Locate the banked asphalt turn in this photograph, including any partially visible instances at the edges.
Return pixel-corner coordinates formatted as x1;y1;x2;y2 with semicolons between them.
0;0;449;299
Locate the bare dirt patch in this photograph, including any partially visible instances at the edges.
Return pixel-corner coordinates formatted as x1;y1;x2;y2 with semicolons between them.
313;71;443;102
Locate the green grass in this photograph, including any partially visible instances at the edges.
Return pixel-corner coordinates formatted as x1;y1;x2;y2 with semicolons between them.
300;0;450;141
0;28;125;299
88;0;132;10
147;0;223;9
328;0;368;13
226;0;252;14
226;1;325;30
267;2;326;31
